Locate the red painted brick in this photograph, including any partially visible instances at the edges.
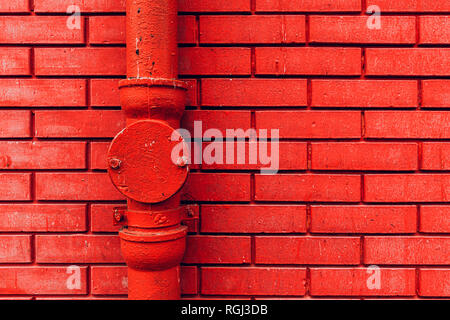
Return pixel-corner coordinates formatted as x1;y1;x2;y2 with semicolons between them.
310;206;417;234
35;110;125;138
256;0;361;12
420;16;450;44
35;48;126;76
179;0;250;12
420;206;450;233
183;236;251;264
0;141;86;169
201;268;306;296
201;205;307;233
0;0;29;12
89;16;196;44
422;143;450;170
256;111;361;139
365;112;450;139
90;142;110;170
0;204;86;232
36;235;123;263
202;79;307;107
179;48;251;75
255;174;361;202
91;204;121;233
200;15;305;44
310;268;415;296
0;236;31;263
0;48;30;75
182;111;252;138
311;80;418;108
182;173;251;202
36;173;124;201
0;111;31;138
311;143;418;171
0;173;31;201
0;17;84;44
256;47;361;75
367;0;450;12
422;80;450;108
419;269;450;297
201;142;307;171
91;266;197;295
365;237;450;265
365;175;450;202
35;0;125;12
0;79;86;107
0;267;87;295
310;16;415;44
255;237;360;264
366;49;450;76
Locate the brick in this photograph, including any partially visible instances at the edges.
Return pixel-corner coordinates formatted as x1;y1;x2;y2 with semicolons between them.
0;173;31;201
0;17;84;44
89;16;196;44
0;236;31;263
35;48;126;76
182;173;251;202
0;0;29;12
0;111;31;138
36;173;124;201
0;267;87;295
36;235;123;263
311;143;418;171
365;175;450;202
35;0;125;12
0;141;86;169
310;206;417;234
201;268;306;296
422;80;450;108
200;15;305;44
183;236;251;264
0;48;30;75
420;16;450;44
310;268;415;296
311;80;418;108
180;0;251;12
366;49;450;76
90;142;110;170
255;237;360;264
256;47;361;75
91;266;196;295
365;237;450;265
255;175;361;202
182;111;252;138
201;142;307;171
201;205;307;233
0;79;86;107
91;204;121;232
179;48;251;75
90;79;120;107
256;111;361;139
420;206;450;233
365;112;450;139
35;110;125;138
256;0;361;12
422;143;450;170
0;204;86;232
202;79;307;107
419;269;450;297
310;16;415;44
367;0;450;12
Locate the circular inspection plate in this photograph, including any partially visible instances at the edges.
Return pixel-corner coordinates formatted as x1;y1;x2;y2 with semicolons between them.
107;120;188;204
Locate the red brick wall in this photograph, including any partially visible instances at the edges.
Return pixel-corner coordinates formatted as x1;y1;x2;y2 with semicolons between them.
0;0;449;299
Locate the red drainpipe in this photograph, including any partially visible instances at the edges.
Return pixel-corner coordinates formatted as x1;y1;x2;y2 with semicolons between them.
106;0;190;300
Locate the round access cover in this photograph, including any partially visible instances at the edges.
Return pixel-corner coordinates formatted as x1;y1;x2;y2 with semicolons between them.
107;120;189;204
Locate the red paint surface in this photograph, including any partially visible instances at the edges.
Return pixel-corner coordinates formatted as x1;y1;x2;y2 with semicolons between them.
0;0;449;299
